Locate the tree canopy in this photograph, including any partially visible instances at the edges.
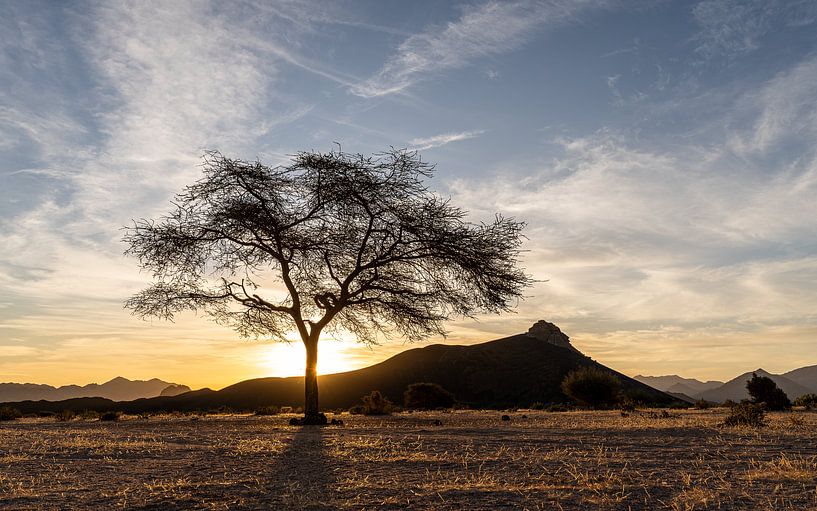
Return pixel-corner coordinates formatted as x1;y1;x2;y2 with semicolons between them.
124;148;532;422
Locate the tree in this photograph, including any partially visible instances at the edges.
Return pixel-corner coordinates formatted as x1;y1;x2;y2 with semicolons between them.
746;372;790;411
124;149;532;424
560;367;621;408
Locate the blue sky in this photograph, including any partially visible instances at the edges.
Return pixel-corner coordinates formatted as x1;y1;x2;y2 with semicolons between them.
2;0;817;388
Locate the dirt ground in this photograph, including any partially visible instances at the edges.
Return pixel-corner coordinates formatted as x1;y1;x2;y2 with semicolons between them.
1;408;816;510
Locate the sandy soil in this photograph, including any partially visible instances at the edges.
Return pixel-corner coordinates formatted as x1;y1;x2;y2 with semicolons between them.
1;409;816;510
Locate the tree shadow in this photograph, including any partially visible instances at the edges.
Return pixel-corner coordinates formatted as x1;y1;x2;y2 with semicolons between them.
266;426;337;510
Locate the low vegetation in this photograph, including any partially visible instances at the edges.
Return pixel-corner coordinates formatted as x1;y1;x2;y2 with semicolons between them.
0;406;22;421
99;411;121;422
794;393;817;409
1;409;816;510
723;402;766;427
254;405;280;416
403;383;455;410
350;390;393;415
560;367;621;408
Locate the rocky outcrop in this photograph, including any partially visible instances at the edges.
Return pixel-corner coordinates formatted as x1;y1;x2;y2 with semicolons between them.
526;320;580;353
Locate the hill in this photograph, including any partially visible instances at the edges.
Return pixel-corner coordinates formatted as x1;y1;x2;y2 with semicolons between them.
3;321;680;414
633;375;723;394
696;369;813;403
782;365;817;393
0;377;188;402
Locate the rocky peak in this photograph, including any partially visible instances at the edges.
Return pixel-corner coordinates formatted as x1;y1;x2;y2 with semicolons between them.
527;320;580;353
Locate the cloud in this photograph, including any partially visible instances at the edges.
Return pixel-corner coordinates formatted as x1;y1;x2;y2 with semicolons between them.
692;0;817;58
447;69;817;342
409;130;485;150
351;0;611;97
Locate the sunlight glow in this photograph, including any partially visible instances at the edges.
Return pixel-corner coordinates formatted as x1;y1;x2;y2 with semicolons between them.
259;339;355;377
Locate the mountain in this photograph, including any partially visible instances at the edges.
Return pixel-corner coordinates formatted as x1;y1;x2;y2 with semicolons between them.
160;384;192;397
3;321;682;414
782;365;817;393
0;377;187;402
696;369;813;403
633;375;723;394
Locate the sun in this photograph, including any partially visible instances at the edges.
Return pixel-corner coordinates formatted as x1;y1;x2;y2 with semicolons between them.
259;339;353;377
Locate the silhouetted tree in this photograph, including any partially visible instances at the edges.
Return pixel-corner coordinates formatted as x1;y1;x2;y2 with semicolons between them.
124;149;532;424
746;372;790;411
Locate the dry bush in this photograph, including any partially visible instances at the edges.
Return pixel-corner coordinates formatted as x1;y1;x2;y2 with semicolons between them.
723;402;765;427
0;406;22;421
254;405;280;416
361;391;392;415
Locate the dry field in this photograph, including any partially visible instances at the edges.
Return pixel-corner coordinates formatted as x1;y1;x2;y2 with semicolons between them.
1;409;816;510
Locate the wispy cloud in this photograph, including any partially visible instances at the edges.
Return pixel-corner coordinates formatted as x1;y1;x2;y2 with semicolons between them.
351;0;612;97
692;0;817;58
409;130;485;150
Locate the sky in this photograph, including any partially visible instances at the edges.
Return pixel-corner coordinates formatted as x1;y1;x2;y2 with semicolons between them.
2;0;817;389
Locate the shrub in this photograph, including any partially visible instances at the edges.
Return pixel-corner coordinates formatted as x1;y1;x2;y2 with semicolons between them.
403;383;455;410
545;403;571;412
99;411;120;422
793;393;817;409
0;406;22;421
560;367;621;408
254;405;280;416
348;405;365;415
79;410;100;420
360;390;392;415
722;399;737;408
723;402;765;427
56;410;75;422
746;373;790;411
694;399;711;410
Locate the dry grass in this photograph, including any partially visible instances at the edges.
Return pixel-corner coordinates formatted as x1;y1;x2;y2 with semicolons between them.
1;409;816;509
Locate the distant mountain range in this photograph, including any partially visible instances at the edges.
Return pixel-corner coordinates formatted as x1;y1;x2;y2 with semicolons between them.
2;321;681;413
636;365;817;402
0;377;190;403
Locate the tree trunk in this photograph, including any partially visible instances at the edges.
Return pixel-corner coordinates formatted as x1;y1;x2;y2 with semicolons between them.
304;339;318;414
300;336;326;425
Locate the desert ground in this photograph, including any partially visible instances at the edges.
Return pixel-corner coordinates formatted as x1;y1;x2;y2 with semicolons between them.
1;409;816;510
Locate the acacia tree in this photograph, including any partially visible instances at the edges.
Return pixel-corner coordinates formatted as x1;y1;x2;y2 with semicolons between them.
125;149;532;424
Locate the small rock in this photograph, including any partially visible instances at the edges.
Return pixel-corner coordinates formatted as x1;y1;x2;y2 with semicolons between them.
501;414;511;421
330;418;344;426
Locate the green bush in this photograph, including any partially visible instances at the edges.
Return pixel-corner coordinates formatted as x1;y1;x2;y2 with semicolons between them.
746;373;790;411
560;367;621;408
360;390;392;415
694;399;711;409
793;393;817;409
403;383;455;410
723;402;765;427
0;406;22;421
